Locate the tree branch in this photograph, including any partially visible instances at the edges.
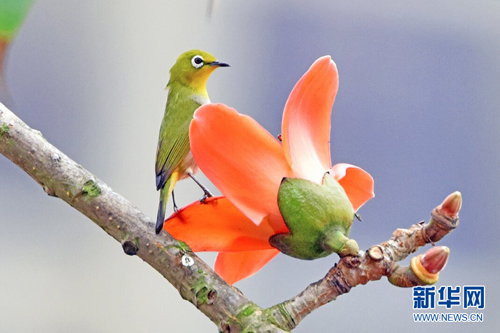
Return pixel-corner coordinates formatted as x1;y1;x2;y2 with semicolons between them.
0;103;291;332
266;200;459;330
0;102;459;332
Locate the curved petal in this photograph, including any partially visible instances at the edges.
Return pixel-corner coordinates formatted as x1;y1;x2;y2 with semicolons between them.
164;197;275;252
190;104;290;230
330;163;375;211
215;249;280;285
282;56;339;183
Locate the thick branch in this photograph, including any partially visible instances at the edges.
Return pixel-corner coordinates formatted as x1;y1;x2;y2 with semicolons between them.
0;103;291;332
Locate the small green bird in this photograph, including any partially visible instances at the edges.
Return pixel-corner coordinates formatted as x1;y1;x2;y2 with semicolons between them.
155;49;229;234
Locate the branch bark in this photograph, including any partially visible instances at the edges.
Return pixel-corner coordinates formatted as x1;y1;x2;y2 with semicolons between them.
0;103;290;332
0;102;459;332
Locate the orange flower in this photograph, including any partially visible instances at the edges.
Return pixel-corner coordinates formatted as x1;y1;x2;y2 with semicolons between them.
165;56;374;284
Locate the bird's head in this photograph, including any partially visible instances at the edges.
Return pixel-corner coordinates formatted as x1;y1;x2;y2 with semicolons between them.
168;49;229;93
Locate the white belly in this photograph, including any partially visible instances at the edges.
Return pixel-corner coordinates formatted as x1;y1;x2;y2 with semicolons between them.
178;151;199;180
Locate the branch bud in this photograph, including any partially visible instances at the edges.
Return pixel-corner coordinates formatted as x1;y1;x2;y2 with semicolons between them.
437;191;462;219
410;246;450;284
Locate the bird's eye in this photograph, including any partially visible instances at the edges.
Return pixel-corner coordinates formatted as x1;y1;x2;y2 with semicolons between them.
191;55;204;68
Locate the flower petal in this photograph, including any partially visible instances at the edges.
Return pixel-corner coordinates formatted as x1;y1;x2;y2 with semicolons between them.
164;197;275;252
282;56;339;183
330;163;375;211
190;103;291;230
215;249;280;285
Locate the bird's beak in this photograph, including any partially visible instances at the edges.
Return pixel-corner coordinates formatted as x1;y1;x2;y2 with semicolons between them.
209;61;230;67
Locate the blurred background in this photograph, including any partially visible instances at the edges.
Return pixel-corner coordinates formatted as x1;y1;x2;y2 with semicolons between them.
1;0;499;332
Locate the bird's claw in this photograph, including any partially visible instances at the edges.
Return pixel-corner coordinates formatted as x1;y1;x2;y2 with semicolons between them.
201;188;213;201
199;191;212;204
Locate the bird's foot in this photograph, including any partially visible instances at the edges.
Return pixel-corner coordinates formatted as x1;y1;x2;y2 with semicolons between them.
199;189;213;204
172;190;179;212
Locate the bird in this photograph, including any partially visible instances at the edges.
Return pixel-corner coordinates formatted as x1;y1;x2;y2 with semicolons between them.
155;49;229;234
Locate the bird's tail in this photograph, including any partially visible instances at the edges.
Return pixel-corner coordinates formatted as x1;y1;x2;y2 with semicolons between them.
155;172;178;234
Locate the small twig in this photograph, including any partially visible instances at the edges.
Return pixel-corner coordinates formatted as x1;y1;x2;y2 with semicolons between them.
267;203;459;329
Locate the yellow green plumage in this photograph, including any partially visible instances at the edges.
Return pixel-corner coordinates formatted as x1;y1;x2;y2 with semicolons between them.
155;49;229;234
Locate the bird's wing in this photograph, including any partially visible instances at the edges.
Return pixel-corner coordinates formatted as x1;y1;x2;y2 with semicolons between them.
155;91;201;191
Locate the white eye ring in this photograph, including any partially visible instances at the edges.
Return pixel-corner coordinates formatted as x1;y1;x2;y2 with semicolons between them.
191;55;204;69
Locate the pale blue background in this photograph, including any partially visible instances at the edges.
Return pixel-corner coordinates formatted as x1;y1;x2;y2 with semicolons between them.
1;1;498;332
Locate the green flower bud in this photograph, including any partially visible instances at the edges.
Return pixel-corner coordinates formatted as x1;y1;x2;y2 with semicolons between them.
270;172;359;259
